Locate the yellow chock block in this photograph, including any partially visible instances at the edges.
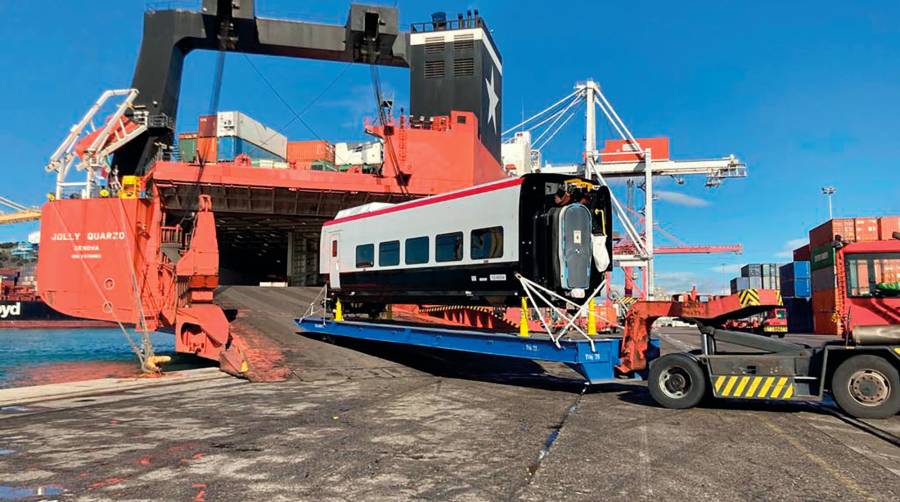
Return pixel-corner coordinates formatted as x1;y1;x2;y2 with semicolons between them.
335;298;344;322
587;298;597;336
519;297;530;337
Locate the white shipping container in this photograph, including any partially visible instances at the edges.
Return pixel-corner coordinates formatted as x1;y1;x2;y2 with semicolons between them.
217;111;288;158
335;141;383;165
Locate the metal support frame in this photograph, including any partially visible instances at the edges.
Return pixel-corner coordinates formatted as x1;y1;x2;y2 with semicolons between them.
45;88;147;199
502;79;748;299
515;273;605;351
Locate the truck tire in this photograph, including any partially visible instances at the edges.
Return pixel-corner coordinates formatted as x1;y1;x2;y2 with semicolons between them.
831;355;900;419
648;353;707;409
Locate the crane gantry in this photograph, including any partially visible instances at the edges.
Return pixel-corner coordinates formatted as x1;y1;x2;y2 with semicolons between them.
502;79;747;299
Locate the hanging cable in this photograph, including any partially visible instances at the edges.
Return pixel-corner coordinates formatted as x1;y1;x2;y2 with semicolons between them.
502;88;581;137
208;51;226;115
532;99;580;146
242;54;327;142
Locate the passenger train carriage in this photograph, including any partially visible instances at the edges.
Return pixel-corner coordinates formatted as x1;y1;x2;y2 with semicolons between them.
319;173;613;311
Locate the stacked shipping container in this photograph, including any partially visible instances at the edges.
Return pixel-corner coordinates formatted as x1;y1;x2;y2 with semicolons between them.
730;263;779;294
286;140;337;170
178;112;288;164
808;216;898;335
780;261;812;332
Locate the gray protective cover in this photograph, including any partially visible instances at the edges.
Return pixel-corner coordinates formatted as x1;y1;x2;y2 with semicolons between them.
558;204;593;289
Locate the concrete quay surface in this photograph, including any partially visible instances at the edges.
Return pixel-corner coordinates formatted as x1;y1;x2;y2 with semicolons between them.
0;287;898;501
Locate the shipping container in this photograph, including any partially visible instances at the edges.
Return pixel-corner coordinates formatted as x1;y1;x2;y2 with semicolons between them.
810;244;835;271
809;218;856;248
216;111;288;158
878;216;900;240
730;277;750;294
196;136;217;163
809;217;888;248
250;159;290;169
287;140;336;163
748;276;762;289
740;264;762;277
178;132;198;163
854;217;879;241
781;277;811;298
198;115;217;137
761;275;780;290
783;297;813;333
813;311;841;335
811;288;838;313
792;244;811;261
216;136;285;162
779;261;811;281
334;141;383;165
811;267;836;292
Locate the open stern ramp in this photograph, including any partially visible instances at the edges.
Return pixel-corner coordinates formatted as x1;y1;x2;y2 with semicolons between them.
295;317;660;384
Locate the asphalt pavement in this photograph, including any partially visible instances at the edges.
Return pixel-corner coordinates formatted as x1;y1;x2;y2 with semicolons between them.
0;289;897;501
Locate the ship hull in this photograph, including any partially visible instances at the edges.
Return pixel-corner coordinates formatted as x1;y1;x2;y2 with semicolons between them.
0;300;114;329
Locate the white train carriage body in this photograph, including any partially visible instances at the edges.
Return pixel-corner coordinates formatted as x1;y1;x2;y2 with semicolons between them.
319;173;612;308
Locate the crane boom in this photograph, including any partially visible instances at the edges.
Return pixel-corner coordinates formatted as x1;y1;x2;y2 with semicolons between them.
0;196;40;225
654;245;743;254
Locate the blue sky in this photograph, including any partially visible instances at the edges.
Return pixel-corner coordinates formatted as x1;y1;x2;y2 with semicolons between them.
1;1;898;293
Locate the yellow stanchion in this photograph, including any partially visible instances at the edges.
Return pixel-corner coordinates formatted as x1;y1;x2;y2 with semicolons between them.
519;297;530;337
587;297;597;336
335;298;344;322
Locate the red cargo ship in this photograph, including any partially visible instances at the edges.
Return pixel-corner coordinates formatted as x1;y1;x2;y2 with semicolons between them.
1;282;113;329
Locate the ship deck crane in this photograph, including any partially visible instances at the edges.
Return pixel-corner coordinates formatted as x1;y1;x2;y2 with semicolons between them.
0;196;40;225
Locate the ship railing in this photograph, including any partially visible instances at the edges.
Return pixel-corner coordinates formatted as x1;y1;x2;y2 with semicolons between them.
161;225;183;246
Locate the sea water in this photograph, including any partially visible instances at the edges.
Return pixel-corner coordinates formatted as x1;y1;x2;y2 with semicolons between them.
0;329;175;388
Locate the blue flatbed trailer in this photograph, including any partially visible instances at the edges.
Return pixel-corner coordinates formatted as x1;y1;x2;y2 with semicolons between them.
295;317;661;384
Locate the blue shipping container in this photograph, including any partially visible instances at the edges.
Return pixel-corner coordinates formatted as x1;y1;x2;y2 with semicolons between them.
217;136;285;162
781;277;811;298
779;261;811;282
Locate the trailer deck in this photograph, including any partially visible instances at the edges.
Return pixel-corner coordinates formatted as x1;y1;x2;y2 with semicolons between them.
296;317;661;384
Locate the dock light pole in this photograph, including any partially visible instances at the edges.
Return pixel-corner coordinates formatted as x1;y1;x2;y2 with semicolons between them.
821;186;836;219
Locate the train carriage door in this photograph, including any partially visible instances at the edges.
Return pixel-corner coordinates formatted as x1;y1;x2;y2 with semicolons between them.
326;231;341;289
557;204;593;290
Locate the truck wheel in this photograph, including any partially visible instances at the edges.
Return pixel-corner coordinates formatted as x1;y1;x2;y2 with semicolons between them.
648;353;707;409
831;355;900;419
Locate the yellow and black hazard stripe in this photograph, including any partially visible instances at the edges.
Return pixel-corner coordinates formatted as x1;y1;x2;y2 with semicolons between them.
738;288;760;307
712;375;795;400
774;290;783;306
617;297;638;310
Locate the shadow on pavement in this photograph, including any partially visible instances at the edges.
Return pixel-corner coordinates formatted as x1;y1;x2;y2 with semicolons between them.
298;331;587;394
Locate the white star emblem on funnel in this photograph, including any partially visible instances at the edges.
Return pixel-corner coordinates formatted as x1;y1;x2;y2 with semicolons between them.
485;69;499;133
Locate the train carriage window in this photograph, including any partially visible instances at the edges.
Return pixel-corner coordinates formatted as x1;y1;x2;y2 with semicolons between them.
436;232;463;262
471;226;503;259
379;241;400;266
355;244;374;268
405;236;429;264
